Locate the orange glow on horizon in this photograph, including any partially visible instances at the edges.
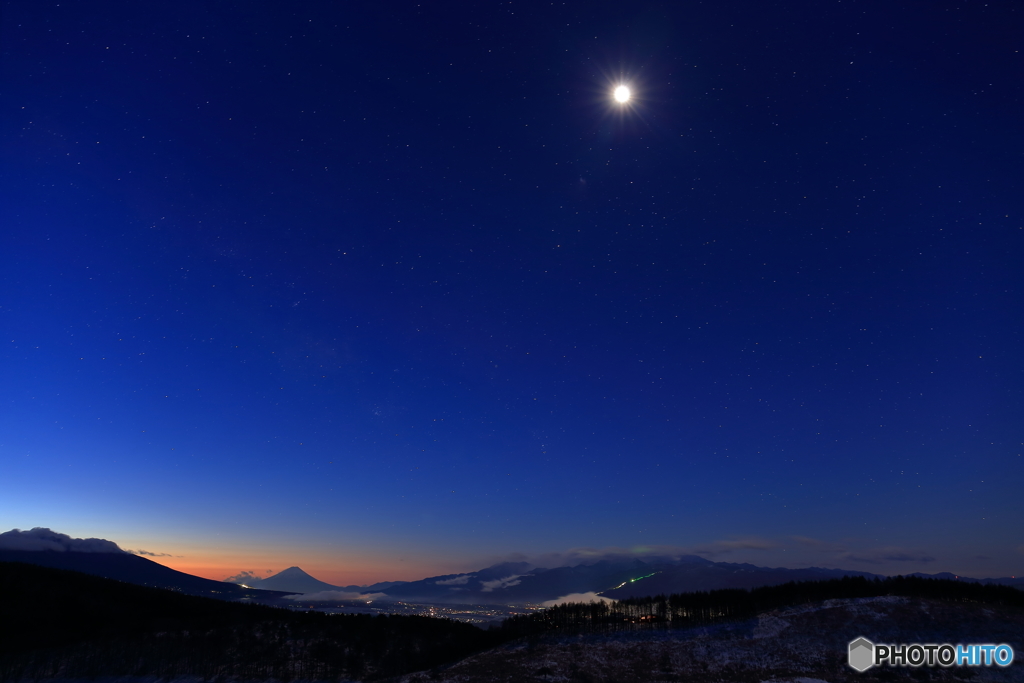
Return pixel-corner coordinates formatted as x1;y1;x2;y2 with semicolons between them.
151;553;451;587
114;533;473;586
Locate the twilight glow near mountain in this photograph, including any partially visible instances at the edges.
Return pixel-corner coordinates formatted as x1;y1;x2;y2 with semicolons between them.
1;1;1021;586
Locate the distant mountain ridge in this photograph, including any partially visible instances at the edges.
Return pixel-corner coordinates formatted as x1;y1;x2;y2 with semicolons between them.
351;555;1024;605
3;527;1019;605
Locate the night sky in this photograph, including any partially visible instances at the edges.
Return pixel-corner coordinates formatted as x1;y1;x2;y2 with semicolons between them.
2;0;1022;584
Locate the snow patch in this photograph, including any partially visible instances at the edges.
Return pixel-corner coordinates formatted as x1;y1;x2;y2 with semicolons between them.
752;614;790;639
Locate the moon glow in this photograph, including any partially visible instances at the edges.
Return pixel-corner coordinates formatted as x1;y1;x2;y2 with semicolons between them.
613;85;631;103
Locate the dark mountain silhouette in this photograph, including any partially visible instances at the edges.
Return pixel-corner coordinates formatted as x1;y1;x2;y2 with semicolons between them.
0;549;291;601
376;557;712;604
378;561;540;602
498;558;696;602
363;579;409;591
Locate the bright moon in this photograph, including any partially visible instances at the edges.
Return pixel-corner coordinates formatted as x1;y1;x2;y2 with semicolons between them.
613;85;631;103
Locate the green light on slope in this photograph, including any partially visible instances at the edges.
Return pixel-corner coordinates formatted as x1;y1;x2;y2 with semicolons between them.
609;572;660;591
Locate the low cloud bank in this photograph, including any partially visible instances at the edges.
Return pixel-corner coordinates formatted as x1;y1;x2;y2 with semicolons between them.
224;570;266;584
126;549;175;557
284;590;388;601
541;592;613;607
0;527;124;553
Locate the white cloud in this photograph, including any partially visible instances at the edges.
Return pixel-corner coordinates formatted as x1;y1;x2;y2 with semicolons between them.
435;574;472;586
541;592;614;607
0;527;124;553
224;570;266;584
284;590;387;601
126;549;175;557
480;575;522;592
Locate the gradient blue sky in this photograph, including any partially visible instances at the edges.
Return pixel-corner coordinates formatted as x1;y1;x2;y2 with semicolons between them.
2;0;1022;584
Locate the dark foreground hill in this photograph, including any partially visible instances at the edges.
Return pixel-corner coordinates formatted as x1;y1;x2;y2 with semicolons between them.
0;549;289;601
396;579;1024;683
0;561;500;682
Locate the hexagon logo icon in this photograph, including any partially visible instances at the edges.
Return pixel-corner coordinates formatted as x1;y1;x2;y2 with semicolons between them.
849;637;875;672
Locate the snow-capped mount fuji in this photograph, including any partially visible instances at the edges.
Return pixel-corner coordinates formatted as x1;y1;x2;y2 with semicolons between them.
246;567;342;594
243;566;408;594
